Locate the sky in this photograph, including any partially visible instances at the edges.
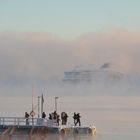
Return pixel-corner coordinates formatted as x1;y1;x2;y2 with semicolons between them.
0;1;140;96
0;0;140;39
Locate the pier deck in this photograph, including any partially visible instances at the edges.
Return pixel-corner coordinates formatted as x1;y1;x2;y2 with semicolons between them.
0;117;96;135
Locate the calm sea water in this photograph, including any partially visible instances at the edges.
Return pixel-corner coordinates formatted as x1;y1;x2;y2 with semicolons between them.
0;96;140;140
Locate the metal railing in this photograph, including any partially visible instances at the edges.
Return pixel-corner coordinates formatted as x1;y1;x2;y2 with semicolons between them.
0;117;51;127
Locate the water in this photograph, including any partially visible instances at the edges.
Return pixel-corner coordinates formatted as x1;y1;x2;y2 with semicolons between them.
0;96;140;140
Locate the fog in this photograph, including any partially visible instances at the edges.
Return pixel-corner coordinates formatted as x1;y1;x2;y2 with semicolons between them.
0;29;140;96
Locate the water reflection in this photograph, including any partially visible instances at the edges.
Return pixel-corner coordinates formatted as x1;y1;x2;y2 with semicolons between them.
0;134;95;140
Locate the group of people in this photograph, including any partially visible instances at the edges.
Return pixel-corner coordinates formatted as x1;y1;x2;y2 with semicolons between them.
48;111;81;126
25;111;81;126
49;111;60;125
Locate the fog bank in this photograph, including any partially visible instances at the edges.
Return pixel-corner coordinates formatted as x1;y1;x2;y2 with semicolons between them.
0;29;140;96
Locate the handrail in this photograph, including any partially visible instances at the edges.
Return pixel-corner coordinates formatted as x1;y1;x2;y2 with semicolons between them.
0;117;50;127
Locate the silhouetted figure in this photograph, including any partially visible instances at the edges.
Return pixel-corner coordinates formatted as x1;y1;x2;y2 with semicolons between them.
49;113;52;120
61;112;65;125
64;112;68;125
42;112;46;119
73;112;77;126
57;115;60;125
25;112;29;125
75;113;81;126
53;111;57;120
61;112;68;125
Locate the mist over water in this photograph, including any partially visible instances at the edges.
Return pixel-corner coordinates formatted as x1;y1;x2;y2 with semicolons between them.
0;30;140;89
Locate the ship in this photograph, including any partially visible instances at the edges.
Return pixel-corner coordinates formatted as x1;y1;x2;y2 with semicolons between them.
63;63;123;83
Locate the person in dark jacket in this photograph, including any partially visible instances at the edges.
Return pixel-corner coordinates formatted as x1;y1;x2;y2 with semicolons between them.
63;112;68;125
73;112;77;126
61;112;68;125
25;112;29;125
42;112;46;119
75;113;81;126
49;113;52;120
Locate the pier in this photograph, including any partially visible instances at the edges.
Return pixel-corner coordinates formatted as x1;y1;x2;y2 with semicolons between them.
0;117;96;136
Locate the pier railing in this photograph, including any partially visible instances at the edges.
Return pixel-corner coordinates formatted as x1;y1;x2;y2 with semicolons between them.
0;117;55;127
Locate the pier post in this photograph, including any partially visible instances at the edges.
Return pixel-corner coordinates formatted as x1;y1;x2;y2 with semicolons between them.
55;97;59;113
38;96;41;118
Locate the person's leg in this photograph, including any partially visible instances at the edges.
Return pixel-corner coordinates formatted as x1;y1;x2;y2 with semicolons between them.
79;120;81;126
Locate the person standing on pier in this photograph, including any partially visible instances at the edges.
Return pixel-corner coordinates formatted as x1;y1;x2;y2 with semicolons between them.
42;112;46;119
25;112;29;125
61;112;68;125
73;112;77;126
75;113;81;126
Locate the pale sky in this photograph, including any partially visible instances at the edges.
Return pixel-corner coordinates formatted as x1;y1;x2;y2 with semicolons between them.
0;0;140;39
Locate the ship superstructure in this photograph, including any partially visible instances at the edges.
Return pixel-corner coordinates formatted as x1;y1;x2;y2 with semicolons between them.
63;64;123;83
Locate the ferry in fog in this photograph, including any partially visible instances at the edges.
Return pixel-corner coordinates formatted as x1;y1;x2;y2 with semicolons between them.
63;63;123;83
